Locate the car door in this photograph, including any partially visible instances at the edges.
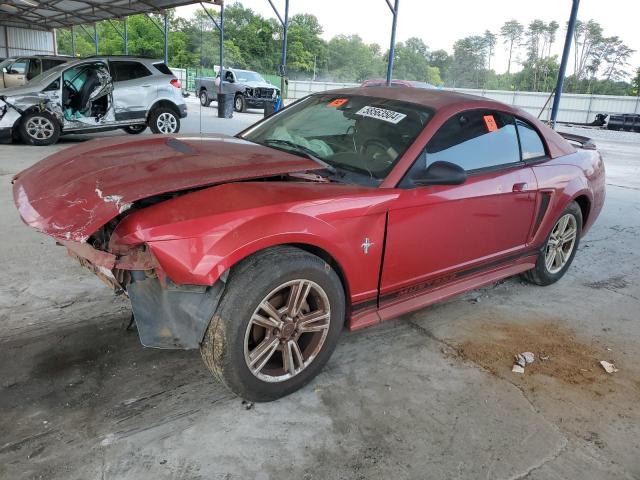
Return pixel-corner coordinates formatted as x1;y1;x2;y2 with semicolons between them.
109;60;154;122
3;57;28;87
380;109;538;300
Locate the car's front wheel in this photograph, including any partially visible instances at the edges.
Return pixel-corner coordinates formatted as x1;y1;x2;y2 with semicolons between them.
234;94;246;112
149;107;180;134
19;111;61;146
522;201;582;286
200;246;345;401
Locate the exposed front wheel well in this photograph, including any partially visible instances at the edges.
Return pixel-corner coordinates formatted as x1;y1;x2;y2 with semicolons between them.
225;244;351;321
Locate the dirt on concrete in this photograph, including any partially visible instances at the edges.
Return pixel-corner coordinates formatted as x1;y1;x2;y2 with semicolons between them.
454;321;622;388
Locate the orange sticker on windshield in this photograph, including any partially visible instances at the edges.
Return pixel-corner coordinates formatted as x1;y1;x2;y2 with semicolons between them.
484;115;498;132
328;98;348;107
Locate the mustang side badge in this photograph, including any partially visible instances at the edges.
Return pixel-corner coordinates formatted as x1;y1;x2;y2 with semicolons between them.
361;237;373;254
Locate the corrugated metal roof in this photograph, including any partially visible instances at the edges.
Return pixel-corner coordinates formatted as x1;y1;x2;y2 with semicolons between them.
0;1;218;31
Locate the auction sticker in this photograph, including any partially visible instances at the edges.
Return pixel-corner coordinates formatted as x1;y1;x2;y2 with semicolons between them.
356;105;407;124
483;115;498;132
328;98;348;107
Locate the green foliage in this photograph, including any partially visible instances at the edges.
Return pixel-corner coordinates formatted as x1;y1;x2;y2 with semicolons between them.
55;4;637;95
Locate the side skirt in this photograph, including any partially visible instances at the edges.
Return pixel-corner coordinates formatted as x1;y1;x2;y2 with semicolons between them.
349;254;537;331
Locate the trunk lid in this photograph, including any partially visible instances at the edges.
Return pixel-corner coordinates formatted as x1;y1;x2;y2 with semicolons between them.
13;135;319;242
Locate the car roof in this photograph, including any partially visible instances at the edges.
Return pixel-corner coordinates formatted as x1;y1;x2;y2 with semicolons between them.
316;86;499;111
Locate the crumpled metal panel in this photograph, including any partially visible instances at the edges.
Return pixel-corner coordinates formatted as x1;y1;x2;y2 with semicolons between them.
128;275;225;349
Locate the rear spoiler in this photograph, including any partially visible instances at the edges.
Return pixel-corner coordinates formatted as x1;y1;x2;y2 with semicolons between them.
557;131;596;150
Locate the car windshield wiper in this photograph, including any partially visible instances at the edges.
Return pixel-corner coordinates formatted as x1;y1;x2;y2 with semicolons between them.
264;139;337;174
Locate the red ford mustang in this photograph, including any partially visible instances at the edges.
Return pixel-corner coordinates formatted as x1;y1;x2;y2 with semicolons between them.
13;88;605;401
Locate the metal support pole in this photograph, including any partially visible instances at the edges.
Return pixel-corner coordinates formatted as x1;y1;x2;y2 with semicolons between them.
163;13;169;65
71;26;75;57
94;24;98;55
124;17;128;55
385;0;399;86
219;3;224;94
281;0;289;96
550;0;580;128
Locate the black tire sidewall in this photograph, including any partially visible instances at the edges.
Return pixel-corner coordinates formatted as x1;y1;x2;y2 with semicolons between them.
148;107;180;134
533;202;583;285
123;124;147;134
20;111;61;146
204;247;345;401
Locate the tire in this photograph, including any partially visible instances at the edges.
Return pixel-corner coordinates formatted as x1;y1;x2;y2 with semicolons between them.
200;246;345;402
522;201;582;286
19;111;61;146
122;124;147;134
234;94;246;113
199;89;211;107
148;107;180;134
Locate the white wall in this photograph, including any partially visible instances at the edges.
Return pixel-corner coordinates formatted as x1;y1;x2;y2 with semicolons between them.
0;26;55;58
287;81;640;124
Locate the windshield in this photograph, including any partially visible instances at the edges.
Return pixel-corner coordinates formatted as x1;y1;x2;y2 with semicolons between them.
235;70;265;83
240;94;433;184
0;58;14;70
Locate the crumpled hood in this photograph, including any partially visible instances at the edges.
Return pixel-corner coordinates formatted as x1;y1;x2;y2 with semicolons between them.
12;134;319;242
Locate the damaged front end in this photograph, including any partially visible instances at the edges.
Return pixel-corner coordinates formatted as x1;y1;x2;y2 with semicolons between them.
63;221;226;350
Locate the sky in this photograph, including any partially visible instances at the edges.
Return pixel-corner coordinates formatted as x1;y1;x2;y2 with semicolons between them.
176;0;640;76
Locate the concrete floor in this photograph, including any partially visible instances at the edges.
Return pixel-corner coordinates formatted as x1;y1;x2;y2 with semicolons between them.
0;115;639;479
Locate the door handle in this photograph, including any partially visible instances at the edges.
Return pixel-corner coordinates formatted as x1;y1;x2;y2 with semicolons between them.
140;84;152;87
512;182;529;192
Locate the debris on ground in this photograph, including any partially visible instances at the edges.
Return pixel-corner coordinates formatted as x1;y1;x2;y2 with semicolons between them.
241;399;254;410
513;351;535;372
600;360;619;374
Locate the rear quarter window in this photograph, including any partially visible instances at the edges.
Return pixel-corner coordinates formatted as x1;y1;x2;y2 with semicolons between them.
153;63;173;75
516;119;547;160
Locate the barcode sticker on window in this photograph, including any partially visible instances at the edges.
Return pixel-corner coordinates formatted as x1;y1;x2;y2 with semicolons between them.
356;106;407;124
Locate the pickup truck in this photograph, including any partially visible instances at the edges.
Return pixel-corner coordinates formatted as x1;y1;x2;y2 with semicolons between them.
195;68;280;112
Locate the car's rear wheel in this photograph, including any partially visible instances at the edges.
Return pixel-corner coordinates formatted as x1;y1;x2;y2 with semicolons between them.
149;107;180;134
522;201;582;286
200;246;345;401
199;89;211;107
122;124;147;134
234;94;246;113
19;111;61;146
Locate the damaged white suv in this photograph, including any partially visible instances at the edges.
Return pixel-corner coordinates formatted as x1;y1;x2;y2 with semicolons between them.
0;56;187;146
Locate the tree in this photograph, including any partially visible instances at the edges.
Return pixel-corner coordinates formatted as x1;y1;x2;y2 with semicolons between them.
500;20;524;74
390;37;441;85
326;35;384;82
483;30;497;71
449;36;487;88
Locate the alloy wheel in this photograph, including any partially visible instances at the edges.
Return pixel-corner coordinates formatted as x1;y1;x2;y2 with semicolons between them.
244;279;331;382
156;112;177;133
545;213;578;274
25;116;54;140
235;97;243;111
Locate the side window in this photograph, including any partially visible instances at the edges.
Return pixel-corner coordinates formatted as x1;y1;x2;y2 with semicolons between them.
225;71;234;82
109;61;151;82
9;58;27;74
516;119;546;160
425;110;521;172
42;59;66;71
26;58;41;80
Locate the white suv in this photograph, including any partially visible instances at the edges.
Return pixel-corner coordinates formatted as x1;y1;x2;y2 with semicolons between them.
0;56;187;146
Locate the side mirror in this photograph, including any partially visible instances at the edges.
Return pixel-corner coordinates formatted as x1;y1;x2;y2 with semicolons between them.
412;161;467;186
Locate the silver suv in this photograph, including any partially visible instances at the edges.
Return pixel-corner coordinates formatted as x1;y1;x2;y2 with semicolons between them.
0;56;187;146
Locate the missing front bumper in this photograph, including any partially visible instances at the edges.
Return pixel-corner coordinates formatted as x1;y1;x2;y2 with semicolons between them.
128;274;225;349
